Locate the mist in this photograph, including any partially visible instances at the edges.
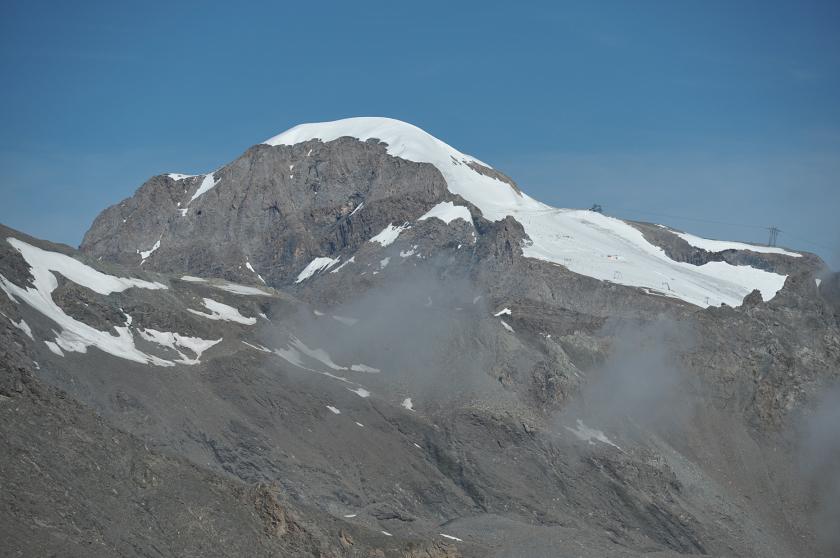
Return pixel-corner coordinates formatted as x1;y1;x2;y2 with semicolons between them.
554;316;698;438
261;265;513;409
796;384;840;554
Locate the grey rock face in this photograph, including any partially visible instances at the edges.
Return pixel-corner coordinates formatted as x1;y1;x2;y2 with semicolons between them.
82;138;453;286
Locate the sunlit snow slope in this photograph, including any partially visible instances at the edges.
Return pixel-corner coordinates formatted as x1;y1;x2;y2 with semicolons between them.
265;117;799;307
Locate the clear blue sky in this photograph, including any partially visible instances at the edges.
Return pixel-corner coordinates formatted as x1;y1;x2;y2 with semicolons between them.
2;0;838;267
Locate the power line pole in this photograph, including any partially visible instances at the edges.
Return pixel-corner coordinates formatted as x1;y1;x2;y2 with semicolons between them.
768;226;780;246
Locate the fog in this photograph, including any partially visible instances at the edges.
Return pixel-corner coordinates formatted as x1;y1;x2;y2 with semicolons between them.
262;266;513;408
796;384;840;554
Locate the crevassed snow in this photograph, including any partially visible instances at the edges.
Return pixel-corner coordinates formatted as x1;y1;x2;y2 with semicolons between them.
264;117;792;308
369;223;410;247
188;298;256;324
189;173;218;202
673;230;801;257
565;419;621;450
419;201;473;225
296;257;340;283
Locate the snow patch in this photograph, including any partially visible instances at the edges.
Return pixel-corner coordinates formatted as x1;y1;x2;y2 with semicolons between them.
5;238;166;295
290;336;346;370
45;340;64;356
500;320;514;333
565;419;621;450
379;257;390;269
189;173;218;202
296;257;340;283
494;308;511;317
182;276;271;296
0;238;183;366
326;405;341;414
245;261;266;284
347;387;370;398
187;298;256;325
418;201;473;225
401;398;414;411
213;282;271;296
137;238;161;263
241;341;272;353
440;534;463;542
674;230;801;257
330;256;355;273
137;329;222;365
11;318;33;340
350;364;380;373
167;173;196;181
370;223;410;247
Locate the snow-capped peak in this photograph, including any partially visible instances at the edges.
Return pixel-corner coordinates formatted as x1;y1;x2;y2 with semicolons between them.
264;117;524;210
263;117;798;308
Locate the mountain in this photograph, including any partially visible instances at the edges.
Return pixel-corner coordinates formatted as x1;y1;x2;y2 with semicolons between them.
2;118;839;557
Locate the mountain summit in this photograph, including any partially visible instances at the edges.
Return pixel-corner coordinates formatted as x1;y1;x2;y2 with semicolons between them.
82;117;812;308
2;117;838;557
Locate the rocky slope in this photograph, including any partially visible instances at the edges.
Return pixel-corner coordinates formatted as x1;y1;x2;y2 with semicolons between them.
3;118;839;557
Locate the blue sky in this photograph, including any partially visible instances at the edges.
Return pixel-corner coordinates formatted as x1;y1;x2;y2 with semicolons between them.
2;0;838;267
